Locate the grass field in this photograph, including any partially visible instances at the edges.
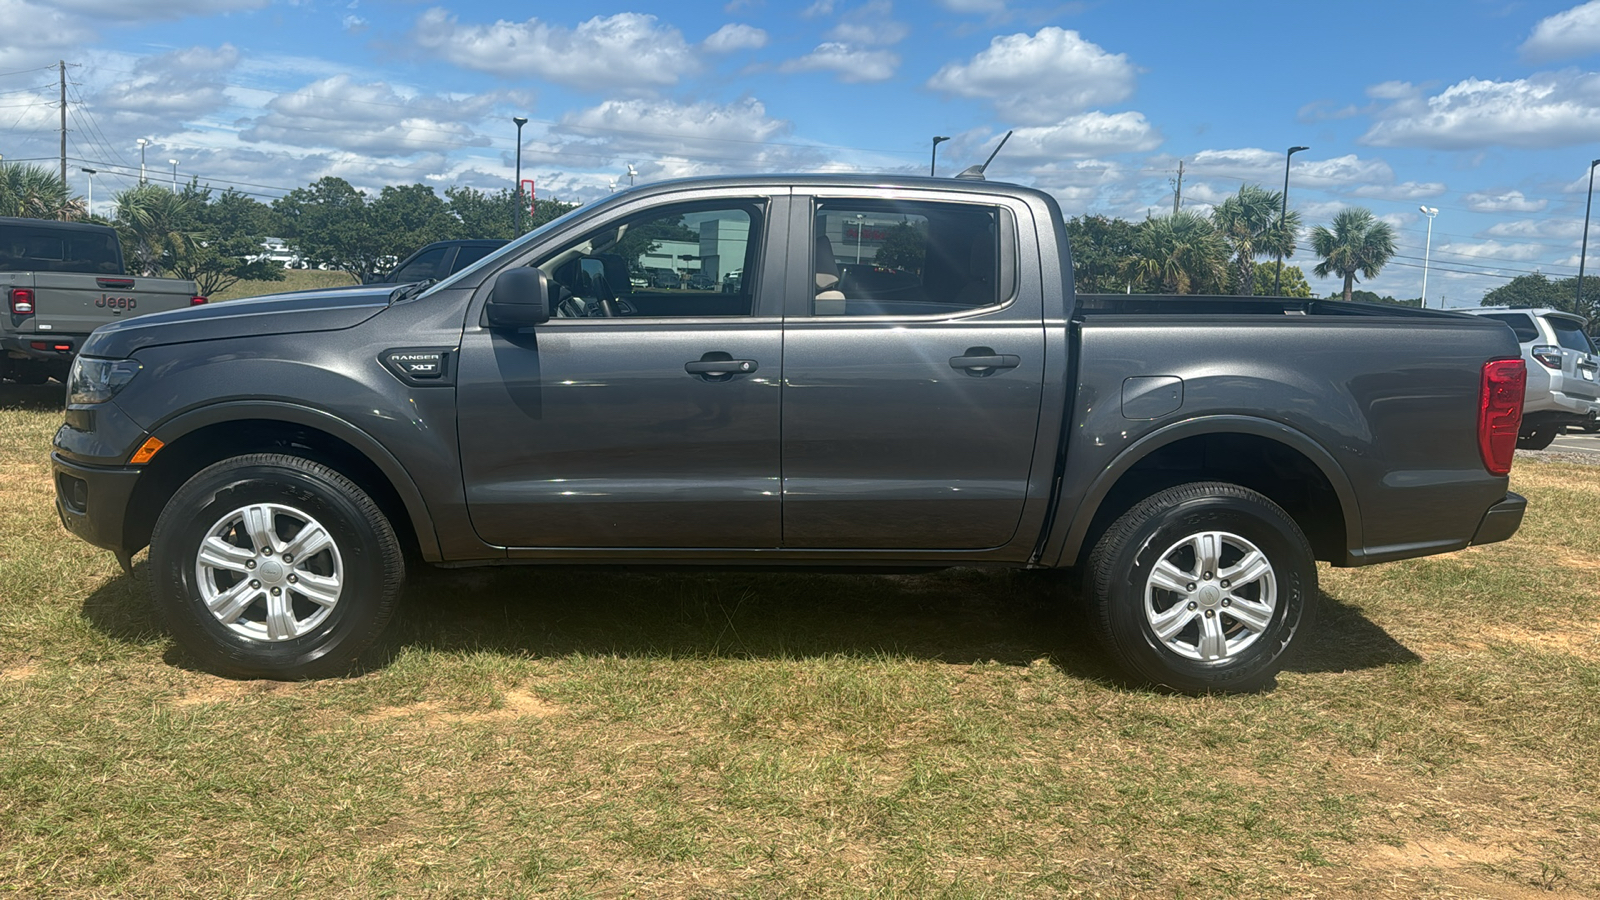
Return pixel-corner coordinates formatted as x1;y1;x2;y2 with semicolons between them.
210;268;357;301
2;381;1597;898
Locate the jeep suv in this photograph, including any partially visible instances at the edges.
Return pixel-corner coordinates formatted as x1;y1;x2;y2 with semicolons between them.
1462;307;1599;447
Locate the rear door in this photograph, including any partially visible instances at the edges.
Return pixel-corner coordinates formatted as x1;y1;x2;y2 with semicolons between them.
779;190;1047;550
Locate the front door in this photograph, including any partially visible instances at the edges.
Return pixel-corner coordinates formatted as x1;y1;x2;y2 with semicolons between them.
780;194;1046;550
456;197;785;549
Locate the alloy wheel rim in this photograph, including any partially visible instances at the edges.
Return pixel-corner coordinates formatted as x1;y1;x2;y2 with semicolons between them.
194;502;344;642
1143;530;1277;662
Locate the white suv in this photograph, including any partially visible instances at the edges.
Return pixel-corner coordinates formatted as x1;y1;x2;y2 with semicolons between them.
1461;307;1600;448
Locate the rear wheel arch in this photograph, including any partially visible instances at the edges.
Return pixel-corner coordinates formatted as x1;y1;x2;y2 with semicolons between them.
1054;417;1359;568
124;403;438;562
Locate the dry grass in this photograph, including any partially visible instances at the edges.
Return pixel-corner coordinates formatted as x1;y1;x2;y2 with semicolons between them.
2;381;1597;898
209;268;357;301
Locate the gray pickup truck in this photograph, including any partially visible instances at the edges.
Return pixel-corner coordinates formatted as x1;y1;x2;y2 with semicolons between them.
2;217;202;383
51;175;1528;692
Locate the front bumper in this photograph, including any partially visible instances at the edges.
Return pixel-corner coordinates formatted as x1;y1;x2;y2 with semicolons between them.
51;452;142;558
1470;491;1526;547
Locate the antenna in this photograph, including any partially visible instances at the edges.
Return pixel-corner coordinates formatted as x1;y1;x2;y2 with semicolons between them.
955;130;1012;180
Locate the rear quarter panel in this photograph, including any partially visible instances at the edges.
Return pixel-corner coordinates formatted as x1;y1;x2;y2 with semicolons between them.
1051;313;1520;566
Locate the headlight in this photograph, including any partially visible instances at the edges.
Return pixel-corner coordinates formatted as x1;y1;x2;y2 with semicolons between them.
67;356;142;405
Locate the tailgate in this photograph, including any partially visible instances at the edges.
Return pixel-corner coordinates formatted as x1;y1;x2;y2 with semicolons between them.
29;273;197;335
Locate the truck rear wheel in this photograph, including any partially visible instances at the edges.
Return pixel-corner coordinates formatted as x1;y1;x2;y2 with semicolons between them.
1516;426;1558;450
1085;482;1316;694
148;454;405;679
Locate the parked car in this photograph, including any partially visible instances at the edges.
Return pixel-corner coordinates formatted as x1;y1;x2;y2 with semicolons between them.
1;217;203;383
364;240;509;286
53;174;1526;693
1458;307;1599;446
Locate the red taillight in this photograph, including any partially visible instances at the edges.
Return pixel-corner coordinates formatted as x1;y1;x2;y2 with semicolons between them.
190;295;208;305
9;287;34;315
1479;359;1526;476
1531;344;1563;369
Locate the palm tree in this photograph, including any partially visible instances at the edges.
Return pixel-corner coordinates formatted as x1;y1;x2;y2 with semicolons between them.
1128;211;1228;294
1311;208;1397;302
0;163;85;220
114;184;198;276
1211;184;1298;296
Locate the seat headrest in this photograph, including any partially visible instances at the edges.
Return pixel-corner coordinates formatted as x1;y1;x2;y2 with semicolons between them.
815;233;841;291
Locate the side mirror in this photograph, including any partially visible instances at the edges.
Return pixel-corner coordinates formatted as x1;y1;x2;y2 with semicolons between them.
486;267;551;328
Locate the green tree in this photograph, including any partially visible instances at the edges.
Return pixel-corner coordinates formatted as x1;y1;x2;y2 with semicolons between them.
1251;262;1312;298
1310;208;1397;302
1211;184;1298;296
1127;211;1228;295
445;186;581;240
1482;272;1576;309
369;183;455;265
166;186;285;297
1065;214;1138;293
0;163;84;220
874;221;926;274
272;177;380;282
113;184;198;277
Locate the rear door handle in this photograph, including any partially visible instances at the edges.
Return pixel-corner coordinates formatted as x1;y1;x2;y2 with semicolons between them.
685;359;758;376
949;348;1020;376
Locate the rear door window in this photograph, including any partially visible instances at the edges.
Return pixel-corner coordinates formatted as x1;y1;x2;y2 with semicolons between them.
1543;315;1597;354
811;200;1012;317
0;225;120;273
1480;313;1539;343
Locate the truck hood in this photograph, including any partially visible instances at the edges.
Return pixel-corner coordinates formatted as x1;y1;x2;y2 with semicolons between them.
78;286;392;358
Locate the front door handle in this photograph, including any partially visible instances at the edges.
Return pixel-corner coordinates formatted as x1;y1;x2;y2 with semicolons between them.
685;358;758;376
949;347;1020;376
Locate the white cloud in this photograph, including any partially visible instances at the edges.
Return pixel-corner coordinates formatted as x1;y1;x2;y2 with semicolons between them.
551;97;817;173
1349;181;1447;201
342;15;367;34
703;23;768;52
89;44;241;131
780;43;899;82
412;10;697;88
1483;218;1582;242
1361;72;1600;149
1463;190;1549;213
1435;240;1548;263
1003;112;1161;160
240;74;494;156
927;27;1135;124
827;1;908;45
1521;0;1600;62
801;1;835;17
0;0;96;68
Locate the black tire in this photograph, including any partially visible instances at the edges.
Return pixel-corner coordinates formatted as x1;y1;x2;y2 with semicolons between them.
149;453;405;679
1085;482;1316;694
1582;422;1599;435
1517;426;1558;451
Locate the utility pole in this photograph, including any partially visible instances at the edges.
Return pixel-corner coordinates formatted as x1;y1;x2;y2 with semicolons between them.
1171;160;1183;216
59;60;68;190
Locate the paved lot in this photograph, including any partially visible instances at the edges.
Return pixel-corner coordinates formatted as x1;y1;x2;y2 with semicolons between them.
1552;431;1600;456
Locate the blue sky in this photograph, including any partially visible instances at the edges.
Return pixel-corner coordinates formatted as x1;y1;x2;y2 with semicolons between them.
5;0;1600;304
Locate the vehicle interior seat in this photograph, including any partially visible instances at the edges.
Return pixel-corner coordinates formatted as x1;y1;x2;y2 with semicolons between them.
814;234;846;315
953;229;997;309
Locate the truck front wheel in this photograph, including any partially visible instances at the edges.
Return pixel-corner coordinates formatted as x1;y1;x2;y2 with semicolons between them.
1086;482;1316;694
148;454;405;679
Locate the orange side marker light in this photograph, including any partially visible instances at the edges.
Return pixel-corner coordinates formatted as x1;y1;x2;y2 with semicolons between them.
130;436;164;465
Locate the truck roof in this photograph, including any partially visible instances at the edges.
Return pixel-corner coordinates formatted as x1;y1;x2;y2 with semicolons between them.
0;216;118;237
610;173;1054;204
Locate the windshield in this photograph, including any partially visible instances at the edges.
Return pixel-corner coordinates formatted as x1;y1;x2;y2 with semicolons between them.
419;200;600;297
1543;315;1597;355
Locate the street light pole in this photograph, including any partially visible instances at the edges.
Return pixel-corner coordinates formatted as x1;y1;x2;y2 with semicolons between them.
1273;145;1309;296
136;139;148;183
169;159;178;190
854;213;865;263
512;116;528;234
930;135;950;177
1419;206;1438;308
1578;158;1600;313
80;167;96;217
